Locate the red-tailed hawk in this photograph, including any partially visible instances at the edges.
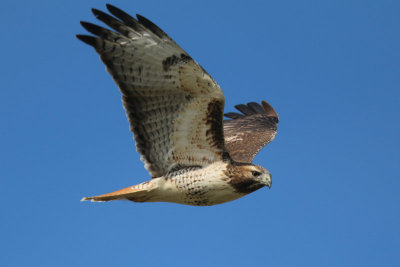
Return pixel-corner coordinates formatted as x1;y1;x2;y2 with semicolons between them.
77;5;279;206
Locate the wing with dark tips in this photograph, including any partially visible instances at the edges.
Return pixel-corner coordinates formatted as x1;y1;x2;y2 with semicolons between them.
77;5;229;177
223;100;279;163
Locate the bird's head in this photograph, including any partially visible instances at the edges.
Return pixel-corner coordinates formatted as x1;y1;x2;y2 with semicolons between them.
244;164;272;188
228;163;272;193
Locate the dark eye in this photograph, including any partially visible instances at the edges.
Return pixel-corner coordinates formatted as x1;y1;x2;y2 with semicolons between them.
252;171;261;177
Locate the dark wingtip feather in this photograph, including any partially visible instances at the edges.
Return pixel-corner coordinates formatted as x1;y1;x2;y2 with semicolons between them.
106;4;133;20
225;100;279;123
136;14;168;39
106;4;141;30
106;4;125;17
80;21;103;36
261;100;279;123
234;104;255;116
224;112;244;119
105;3;119;12
91;8;103;18
136;14;147;21
91;8;118;24
76;34;97;47
247;102;265;114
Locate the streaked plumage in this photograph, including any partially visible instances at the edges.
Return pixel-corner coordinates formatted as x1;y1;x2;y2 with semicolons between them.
224;101;279;163
77;4;279;206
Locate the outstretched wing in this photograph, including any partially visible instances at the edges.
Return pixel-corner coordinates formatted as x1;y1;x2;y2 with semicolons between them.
223;101;279;163
77;5;229;177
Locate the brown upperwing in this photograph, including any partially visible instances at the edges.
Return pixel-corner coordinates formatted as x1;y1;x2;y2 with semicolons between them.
223;101;279;163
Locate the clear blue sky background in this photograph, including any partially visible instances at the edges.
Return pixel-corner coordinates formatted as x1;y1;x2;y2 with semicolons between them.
1;0;399;266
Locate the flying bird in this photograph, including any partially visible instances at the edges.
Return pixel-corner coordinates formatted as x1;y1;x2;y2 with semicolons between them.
77;4;279;206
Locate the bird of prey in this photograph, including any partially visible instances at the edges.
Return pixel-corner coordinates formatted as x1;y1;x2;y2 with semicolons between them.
77;4;279;206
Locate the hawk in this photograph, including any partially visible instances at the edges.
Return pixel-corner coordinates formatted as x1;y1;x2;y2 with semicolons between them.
77;4;279;206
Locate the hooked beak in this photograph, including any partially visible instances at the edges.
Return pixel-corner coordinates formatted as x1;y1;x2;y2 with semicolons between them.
265;173;272;189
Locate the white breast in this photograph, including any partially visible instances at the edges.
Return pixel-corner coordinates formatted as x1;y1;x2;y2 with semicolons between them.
150;162;244;206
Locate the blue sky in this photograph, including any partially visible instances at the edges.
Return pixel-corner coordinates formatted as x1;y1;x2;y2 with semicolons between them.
1;0;399;266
